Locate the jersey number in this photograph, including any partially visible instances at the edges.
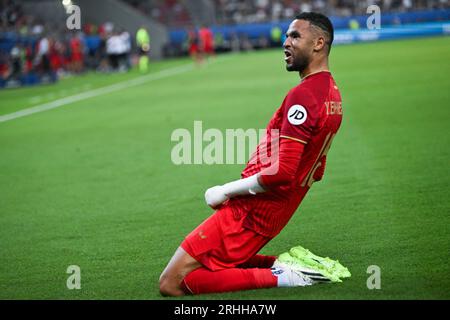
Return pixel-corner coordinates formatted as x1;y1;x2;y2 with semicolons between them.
301;133;336;188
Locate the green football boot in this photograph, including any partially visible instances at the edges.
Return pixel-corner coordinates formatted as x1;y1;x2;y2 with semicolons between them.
275;252;341;283
289;245;351;280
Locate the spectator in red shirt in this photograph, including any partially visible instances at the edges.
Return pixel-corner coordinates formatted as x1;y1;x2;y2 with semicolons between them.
70;34;84;73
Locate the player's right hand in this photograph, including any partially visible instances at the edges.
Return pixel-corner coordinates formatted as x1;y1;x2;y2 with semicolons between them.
204;185;229;209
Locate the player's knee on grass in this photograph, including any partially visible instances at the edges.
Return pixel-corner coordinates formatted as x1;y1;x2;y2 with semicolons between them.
159;273;185;297
159;246;202;296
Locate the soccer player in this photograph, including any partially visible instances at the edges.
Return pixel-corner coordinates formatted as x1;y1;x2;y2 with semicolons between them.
159;12;344;296
198;25;215;60
187;28;201;65
136;26;150;72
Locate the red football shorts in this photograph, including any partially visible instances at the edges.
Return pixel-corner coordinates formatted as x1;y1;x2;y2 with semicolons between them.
202;43;214;54
189;44;198;55
181;205;272;271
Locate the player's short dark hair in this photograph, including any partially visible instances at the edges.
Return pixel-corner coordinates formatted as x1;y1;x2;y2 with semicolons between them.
295;12;334;53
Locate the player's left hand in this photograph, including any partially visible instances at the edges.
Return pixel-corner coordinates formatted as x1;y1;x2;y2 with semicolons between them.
204;185;229;209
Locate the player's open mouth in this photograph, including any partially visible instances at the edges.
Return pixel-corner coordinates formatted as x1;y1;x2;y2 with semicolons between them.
284;50;292;62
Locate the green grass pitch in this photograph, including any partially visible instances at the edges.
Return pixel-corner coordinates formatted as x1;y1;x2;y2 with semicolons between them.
0;36;449;299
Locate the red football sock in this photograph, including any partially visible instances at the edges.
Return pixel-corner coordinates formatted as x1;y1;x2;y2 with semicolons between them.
181;267;277;294
238;254;277;268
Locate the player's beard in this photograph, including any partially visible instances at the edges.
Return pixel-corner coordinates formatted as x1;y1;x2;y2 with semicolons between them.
286;52;310;73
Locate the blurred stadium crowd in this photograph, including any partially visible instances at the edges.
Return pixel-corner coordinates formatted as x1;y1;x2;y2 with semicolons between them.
0;0;448;88
212;0;448;24
0;0;138;87
126;0;448;26
124;0;192;27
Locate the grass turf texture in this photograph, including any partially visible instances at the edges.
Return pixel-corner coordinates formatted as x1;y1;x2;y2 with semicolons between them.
0;36;449;299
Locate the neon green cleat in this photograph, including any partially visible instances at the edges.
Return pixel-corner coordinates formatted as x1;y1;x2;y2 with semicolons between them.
288;245;351;280
275;252;341;283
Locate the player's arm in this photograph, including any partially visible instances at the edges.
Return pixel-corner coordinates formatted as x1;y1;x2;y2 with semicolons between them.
256;87;319;189
204;138;305;209
204;174;263;209
205;88;317;209
257;137;305;189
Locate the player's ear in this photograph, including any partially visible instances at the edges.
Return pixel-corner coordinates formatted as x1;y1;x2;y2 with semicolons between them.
313;36;325;52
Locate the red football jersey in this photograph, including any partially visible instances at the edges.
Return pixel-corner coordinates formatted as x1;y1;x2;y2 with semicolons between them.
231;71;343;237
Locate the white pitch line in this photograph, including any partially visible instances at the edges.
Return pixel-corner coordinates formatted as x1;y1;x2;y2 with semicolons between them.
0;63;194;123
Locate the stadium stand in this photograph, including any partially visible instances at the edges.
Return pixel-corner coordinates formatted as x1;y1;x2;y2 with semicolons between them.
1;0;449;88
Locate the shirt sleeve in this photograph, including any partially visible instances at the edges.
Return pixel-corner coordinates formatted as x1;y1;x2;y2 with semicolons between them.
259;137;305;188
280;88;319;144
